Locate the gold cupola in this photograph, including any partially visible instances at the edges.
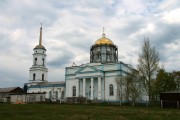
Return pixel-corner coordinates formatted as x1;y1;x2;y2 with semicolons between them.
95;28;114;45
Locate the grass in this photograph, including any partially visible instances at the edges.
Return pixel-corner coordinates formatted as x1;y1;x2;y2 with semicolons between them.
0;103;180;120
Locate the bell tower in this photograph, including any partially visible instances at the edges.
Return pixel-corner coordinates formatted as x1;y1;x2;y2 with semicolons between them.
29;25;48;82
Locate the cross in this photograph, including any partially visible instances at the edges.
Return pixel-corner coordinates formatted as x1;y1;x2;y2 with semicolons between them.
40;22;42;28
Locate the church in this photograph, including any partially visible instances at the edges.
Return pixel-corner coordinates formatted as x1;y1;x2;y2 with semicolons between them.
26;27;134;102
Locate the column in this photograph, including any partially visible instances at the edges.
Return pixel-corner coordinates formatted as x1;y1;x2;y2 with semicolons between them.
98;77;101;100
91;78;94;100
76;79;79;97
83;78;86;97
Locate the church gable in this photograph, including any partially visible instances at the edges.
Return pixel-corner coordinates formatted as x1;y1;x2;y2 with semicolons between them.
76;65;99;74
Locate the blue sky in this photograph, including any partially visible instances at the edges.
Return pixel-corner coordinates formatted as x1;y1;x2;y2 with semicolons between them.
0;0;180;87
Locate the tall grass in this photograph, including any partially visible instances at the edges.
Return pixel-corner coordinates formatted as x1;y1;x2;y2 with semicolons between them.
0;103;179;120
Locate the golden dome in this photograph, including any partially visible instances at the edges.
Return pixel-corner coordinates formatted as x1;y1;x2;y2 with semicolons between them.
95;28;114;45
34;45;46;50
95;37;114;45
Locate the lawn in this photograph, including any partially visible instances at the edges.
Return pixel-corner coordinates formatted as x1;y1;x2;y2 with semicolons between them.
0;103;180;120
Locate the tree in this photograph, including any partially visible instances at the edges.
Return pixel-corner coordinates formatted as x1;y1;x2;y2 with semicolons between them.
115;75;124;106
116;69;141;106
173;71;180;91
153;68;176;100
138;38;159;102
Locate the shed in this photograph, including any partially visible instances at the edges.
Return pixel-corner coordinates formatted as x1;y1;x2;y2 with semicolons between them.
0;87;24;102
160;92;180;109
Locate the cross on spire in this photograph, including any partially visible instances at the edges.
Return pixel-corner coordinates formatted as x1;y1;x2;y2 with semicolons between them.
102;27;106;38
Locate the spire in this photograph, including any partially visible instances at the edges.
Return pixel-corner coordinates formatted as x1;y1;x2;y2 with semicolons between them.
39;23;42;46
102;27;105;38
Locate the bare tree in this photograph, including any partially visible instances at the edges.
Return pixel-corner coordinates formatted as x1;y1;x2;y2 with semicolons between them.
138;38;159;103
125;70;141;106
116;69;141;106
115;75;124;106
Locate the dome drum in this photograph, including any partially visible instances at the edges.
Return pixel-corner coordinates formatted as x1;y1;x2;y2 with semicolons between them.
90;43;118;63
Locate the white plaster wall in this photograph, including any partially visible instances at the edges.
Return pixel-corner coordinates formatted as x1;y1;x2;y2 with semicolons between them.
101;78;105;100
33;49;46;66
104;76;117;101
66;79;79;97
105;72;118;77
66;75;76;80
10;95;26;103
104;64;117;71
10;94;46;103
76;72;102;78
66;68;80;74
28;86;65;100
29;69;47;81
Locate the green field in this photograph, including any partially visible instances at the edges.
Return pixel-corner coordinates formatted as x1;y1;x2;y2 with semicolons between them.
0;103;179;120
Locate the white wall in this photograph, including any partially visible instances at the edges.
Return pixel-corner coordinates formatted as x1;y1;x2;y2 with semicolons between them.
27;86;65;100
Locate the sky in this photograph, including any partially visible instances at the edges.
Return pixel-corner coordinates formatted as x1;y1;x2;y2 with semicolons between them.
0;0;180;88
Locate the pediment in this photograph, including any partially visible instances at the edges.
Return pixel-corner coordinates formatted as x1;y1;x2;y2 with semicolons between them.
76;65;100;74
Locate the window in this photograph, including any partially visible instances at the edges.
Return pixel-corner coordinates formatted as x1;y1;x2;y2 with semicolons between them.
109;84;114;96
97;51;101;60
40;96;43;101
34;58;37;65
61;91;64;99
42;58;44;66
42;74;44;81
33;73;36;80
56;91;58;100
49;91;52;99
73;86;76;97
107;51;110;61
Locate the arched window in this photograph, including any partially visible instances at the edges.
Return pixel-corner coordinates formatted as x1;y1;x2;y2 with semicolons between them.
42;58;44;66
109;84;114;96
42;74;44;81
97;51;101;60
73;86;76;97
33;73;36;80
49;91;52;99
61;91;64;99
56;91;58;100
107;51;110;61
34;58;37;65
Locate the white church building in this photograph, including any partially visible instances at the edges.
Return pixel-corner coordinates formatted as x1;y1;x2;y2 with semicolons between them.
26;27;134;102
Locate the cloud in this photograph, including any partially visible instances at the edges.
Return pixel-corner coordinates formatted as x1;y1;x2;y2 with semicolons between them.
47;49;75;68
0;0;180;88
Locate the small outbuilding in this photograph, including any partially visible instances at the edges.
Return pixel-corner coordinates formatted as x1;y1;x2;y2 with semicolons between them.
160;92;180;109
0;87;24;102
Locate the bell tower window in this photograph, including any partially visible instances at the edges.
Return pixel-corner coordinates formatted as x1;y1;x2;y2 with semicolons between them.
42;58;44;66
33;73;36;80
34;58;37;65
42;74;44;81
